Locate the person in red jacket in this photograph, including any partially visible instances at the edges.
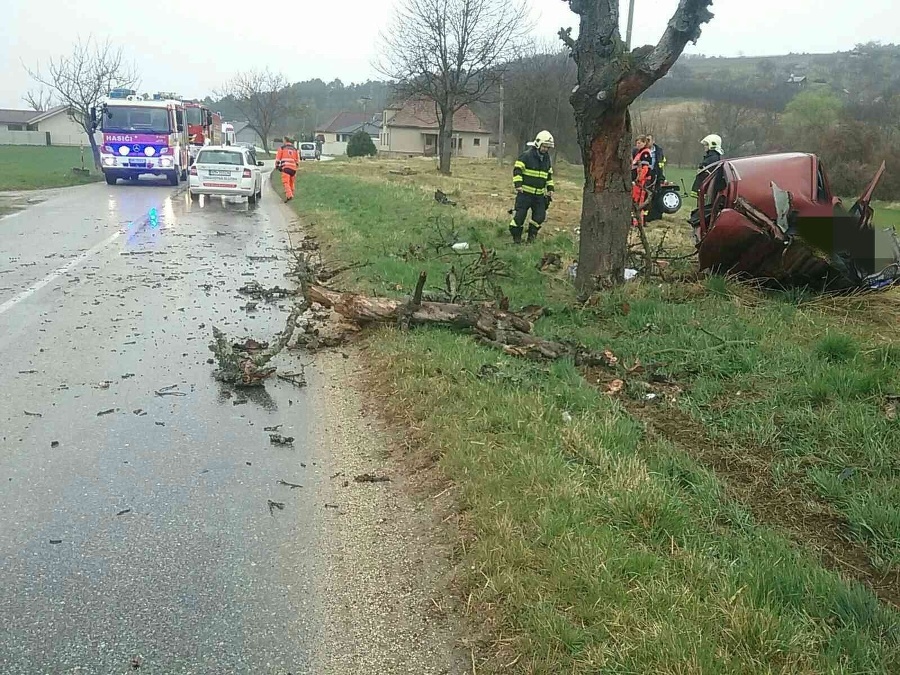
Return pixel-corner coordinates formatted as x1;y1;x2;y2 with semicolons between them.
275;136;301;202
631;135;653;227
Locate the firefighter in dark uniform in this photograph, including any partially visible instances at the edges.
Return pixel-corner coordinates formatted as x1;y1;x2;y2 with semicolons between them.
688;134;725;239
510;130;555;244
690;134;724;197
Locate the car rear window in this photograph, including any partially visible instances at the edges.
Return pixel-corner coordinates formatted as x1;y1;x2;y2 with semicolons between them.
301;144;315;150
197;150;244;165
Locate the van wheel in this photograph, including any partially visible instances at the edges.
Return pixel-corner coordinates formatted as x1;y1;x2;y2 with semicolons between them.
105;174;117;186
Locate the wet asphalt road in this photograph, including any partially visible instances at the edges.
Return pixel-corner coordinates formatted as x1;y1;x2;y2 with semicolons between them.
0;174;326;673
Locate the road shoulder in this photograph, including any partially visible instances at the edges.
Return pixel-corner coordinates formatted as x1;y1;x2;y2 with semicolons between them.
309;348;469;675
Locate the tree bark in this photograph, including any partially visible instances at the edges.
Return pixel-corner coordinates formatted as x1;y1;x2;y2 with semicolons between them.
563;0;715;297
575;107;633;292
438;107;453;175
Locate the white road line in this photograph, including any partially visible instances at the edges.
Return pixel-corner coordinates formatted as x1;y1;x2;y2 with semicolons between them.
0;230;122;317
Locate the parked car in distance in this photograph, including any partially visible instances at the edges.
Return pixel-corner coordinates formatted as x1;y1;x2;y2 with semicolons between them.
189;146;264;204
299;142;320;161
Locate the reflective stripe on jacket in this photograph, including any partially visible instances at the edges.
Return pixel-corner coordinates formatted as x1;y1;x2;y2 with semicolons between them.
513;146;554;195
276;145;300;170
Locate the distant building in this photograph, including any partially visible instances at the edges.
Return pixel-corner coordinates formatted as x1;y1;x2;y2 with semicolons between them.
315;112;381;155
230;122;263;148
0;105;98;146
786;73;808;86
379;97;490;159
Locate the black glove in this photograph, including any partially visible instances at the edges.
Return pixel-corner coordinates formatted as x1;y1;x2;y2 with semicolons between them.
545;193;553;208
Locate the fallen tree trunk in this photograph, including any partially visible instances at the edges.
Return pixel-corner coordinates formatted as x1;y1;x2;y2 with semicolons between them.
306;283;615;366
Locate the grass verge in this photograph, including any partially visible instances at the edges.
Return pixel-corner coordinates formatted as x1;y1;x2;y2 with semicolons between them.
0;145;104;191
279;158;900;673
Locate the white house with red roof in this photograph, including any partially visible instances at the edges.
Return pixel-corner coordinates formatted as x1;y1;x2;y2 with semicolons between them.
379;97;491;159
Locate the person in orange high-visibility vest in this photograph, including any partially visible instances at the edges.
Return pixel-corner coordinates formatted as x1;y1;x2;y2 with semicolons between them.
275;136;301;202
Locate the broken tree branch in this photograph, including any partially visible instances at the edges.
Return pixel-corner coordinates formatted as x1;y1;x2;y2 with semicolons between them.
209;303;304;386
306;283;616;366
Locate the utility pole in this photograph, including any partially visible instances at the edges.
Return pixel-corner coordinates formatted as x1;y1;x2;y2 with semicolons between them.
625;0;636;50
497;83;505;165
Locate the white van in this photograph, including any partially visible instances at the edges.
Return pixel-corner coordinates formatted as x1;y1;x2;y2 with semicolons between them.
299;142;319;161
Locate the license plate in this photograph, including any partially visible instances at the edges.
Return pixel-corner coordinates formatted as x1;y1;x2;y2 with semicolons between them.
129;159;146;167
209;170;232;177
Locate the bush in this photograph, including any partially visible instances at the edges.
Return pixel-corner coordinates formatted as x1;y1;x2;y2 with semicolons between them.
347;130;377;158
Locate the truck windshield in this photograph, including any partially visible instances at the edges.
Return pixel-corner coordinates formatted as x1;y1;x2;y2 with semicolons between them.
101;106;171;134
185;107;203;125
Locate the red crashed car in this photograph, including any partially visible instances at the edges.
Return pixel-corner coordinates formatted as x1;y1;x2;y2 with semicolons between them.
691;152;900;290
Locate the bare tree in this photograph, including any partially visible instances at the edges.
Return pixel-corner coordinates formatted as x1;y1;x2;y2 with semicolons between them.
560;0;714;294
377;0;531;174
23;86;55;112
501;42;579;161
26;36;138;168
216;69;296;154
700;99;760;156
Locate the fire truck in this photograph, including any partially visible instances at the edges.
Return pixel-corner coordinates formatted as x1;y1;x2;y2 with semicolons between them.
91;89;191;186
183;100;223;163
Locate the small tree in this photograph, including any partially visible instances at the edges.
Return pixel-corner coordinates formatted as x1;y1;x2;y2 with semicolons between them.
377;0;530;174
561;0;714;294
216;69;297;154
26;36;138;168
347;130;377;157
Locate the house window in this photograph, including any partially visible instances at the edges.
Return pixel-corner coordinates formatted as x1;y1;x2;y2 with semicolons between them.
7;124;24;131
473;138;481;147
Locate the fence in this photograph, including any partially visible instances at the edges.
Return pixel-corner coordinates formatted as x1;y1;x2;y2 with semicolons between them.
0;130;101;147
0;130;49;146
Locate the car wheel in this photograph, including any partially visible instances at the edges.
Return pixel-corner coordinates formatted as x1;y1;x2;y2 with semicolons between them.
189;191;199;201
660;190;682;214
168;169;180;186
248;192;258;205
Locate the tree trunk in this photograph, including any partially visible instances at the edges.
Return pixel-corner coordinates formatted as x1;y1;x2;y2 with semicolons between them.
306;283;618;366
81;111;101;169
574;102;633;295
563;0;716;297
438;108;453;175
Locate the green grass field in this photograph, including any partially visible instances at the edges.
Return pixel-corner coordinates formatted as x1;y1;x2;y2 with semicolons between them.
279;158;900;673
0;145;103;191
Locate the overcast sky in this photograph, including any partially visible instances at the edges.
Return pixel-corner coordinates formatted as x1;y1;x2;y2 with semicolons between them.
1;0;897;109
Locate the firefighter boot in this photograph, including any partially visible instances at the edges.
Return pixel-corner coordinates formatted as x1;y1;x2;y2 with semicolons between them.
509;225;524;244
526;223;541;243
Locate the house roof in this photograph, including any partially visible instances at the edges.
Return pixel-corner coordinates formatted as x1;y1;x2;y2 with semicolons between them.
317;111;372;134
386;98;489;134
334;120;382;135
0;105;71;125
0;108;40;125
29;105;70;124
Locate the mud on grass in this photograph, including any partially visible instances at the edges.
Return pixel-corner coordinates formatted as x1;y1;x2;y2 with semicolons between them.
286;158;900;672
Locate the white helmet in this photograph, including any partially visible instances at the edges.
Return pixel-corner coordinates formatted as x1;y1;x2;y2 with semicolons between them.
534;130;555;149
701;134;722;152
